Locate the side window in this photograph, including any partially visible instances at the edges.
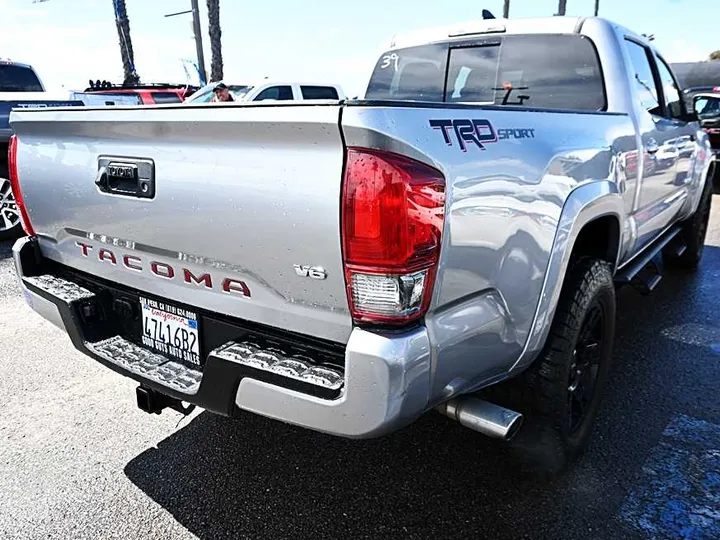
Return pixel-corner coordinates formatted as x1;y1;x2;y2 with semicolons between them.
655;57;684;119
625;40;662;116
301;86;339;100
254;86;293;101
193;89;215;103
151;92;182;104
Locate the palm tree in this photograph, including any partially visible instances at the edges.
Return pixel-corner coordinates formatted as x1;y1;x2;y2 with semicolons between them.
112;0;140;85
503;0;510;18
557;0;567;15
206;0;224;81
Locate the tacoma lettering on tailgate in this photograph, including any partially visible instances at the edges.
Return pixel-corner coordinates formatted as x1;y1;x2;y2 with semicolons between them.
75;242;251;297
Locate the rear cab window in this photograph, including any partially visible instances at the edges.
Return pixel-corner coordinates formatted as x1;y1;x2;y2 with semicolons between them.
365;34;606;112
0;64;43;92
366;43;447;102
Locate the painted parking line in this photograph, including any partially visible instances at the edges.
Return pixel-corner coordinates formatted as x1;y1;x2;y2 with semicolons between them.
619;415;720;539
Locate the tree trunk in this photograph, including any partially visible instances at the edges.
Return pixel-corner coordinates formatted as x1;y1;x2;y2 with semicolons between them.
112;0;139;85
206;0;223;81
503;0;510;18
557;0;567;15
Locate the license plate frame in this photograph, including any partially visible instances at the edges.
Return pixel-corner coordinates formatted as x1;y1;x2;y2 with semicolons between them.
139;296;201;366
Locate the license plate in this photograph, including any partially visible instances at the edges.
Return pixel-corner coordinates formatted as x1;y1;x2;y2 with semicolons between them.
140;297;200;365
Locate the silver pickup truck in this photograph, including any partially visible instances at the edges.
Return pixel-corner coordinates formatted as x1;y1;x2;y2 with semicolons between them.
10;17;716;470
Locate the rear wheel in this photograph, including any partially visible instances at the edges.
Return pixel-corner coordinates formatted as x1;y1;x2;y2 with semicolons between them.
487;258;616;473
0;167;22;241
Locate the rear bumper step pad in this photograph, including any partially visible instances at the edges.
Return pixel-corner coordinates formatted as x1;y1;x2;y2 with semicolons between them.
87;336;203;395
22;271;345;414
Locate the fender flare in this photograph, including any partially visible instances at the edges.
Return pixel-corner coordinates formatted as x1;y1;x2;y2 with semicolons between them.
508;180;624;375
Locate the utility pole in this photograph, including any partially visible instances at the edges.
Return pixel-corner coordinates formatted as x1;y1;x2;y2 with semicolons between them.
594;0;599;16
557;0;567;15
165;1;207;84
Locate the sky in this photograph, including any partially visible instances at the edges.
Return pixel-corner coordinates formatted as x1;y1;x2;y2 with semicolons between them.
0;0;717;98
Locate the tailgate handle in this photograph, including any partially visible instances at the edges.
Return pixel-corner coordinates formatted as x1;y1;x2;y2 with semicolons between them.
96;157;155;199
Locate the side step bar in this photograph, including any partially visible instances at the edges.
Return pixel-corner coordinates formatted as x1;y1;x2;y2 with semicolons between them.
614;224;683;294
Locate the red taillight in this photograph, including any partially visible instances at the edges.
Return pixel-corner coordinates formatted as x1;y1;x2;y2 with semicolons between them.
8;135;35;236
341;148;445;324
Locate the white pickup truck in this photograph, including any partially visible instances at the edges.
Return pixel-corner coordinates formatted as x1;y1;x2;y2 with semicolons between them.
10;16;715;470
184;80;345;103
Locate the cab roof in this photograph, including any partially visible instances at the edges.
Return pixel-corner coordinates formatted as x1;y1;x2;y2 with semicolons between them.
388;16;588;50
0;59;34;69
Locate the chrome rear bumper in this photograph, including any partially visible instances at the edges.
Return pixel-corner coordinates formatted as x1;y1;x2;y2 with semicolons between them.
14;236;432;438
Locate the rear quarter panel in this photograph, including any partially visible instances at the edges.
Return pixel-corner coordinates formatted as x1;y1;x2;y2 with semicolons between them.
342;103;635;399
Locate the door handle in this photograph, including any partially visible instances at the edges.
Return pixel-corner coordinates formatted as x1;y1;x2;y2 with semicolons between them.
646;138;659;154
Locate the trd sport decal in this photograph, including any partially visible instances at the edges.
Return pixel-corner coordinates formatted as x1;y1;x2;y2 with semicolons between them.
429;119;535;151
430;119;496;152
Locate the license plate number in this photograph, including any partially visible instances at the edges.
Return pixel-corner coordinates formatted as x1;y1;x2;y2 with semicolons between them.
140;297;200;365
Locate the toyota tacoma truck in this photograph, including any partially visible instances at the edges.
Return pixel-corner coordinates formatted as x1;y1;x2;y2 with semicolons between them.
0;59;82;239
10;17;715;470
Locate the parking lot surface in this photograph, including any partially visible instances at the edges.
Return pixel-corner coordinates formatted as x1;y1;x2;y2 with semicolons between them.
1;198;719;540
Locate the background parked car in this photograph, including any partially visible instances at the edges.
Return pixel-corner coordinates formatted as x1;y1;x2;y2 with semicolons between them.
184;80;345;103
83;81;199;105
671;61;720;109
693;92;720;189
0;59;83;240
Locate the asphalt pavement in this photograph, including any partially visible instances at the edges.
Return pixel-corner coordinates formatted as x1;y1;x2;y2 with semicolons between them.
1;200;719;540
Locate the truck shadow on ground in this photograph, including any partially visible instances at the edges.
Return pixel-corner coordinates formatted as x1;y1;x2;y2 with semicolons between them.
123;247;720;540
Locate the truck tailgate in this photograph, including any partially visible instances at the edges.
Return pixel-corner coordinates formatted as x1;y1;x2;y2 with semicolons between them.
11;103;352;343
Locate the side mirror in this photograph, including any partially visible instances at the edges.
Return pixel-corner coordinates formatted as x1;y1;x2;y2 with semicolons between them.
693;94;720;120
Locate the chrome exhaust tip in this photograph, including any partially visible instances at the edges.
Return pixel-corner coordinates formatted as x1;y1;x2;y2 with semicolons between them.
437;397;523;441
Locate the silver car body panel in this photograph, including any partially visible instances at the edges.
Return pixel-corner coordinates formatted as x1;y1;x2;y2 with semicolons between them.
344;104;635;398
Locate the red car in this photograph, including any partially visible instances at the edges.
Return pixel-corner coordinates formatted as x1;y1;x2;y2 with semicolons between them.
83;81;199;105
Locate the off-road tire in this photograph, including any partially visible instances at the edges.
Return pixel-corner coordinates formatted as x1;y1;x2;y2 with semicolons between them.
485;258;616;473
670;178;713;269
